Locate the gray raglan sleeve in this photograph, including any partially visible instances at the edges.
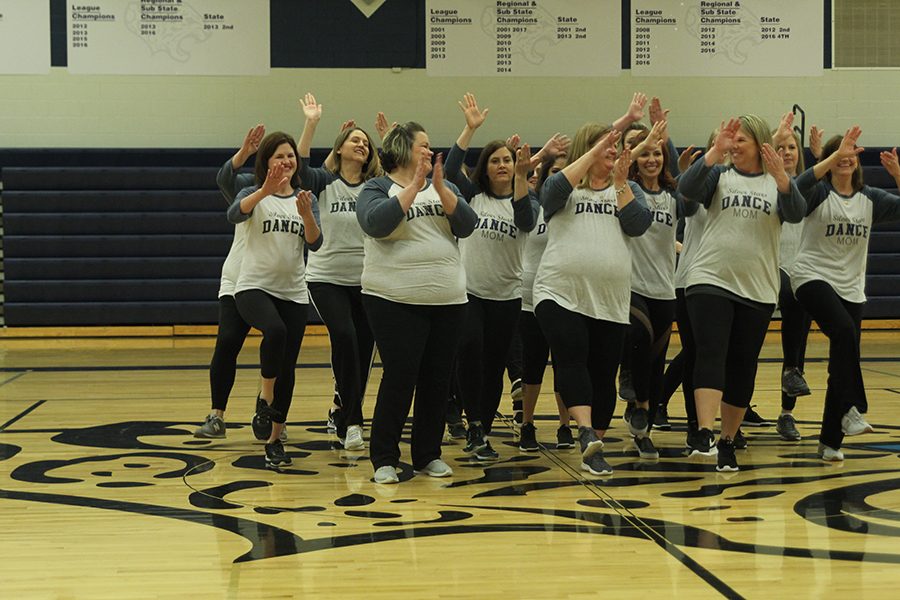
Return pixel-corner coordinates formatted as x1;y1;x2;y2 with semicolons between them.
356;177;407;238
619;181;652;237
867;186;900;224
226;186;259;224
512;189;539;232
776;177;806;224
795;167;829;215
298;157;334;196
443;144;480;200
217;159;255;205
444;180;478;238
666;138;680;178
677;160;722;209
540;172;574;220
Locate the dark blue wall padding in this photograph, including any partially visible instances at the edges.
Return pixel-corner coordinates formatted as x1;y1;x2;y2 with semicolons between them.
4;235;233;258
2;147;898;325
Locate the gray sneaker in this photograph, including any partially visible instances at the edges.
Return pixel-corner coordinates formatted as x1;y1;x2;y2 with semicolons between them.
374;465;400;484
782;367;811;397
818;443;845;462
578;426;604;460
415;459;453;477
628;407;650;437
194;414;225;439
581;451;613;476
776;413;801;441
279;424;289;442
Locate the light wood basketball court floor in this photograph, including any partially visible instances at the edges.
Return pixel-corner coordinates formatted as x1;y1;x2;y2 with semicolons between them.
2;325;899;599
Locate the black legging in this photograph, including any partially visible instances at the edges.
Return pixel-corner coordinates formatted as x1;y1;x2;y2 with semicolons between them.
457;295;522;434
795;280;865;449
363;295;466;471
505;323;524;384
234;290;309;422
779;268;812;410
520;310;556;387
309;282;375;429
535;300;625;431
209;295;251;412
686;290;772;409
628;293;675;434
661;289;699;428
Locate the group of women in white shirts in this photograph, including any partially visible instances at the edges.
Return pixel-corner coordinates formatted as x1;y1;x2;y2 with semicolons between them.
193;91;900;480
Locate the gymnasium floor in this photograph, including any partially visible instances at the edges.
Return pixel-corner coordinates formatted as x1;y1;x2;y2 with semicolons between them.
1;330;899;599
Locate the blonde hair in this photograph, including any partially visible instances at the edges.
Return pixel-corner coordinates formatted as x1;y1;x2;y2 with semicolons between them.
738;114;773;174
566;122;613;188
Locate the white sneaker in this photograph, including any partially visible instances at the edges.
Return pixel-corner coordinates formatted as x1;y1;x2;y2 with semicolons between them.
344;425;365;450
841;406;873;436
279;424;288;442
374;465;399;484
818;443;845;461
415;459;453;477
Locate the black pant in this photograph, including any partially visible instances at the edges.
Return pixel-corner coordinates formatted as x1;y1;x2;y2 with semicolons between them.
660;289;698;428
520;310;554;386
457;295;521;434
363;295;466;470
235;290;309;422
505;323;524;384
628;293;675;434
686;291;771;409
309;282;375;428
535;300;625;430
795;280;865;449
779;269;812;411
209;295;251;412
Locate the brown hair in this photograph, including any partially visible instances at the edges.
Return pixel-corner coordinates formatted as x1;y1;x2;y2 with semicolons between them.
627;130;676;191
254;132;301;189
822;135;864;193
471;140;516;198
331;127;383;181
380;121;426;173
567;122;613;188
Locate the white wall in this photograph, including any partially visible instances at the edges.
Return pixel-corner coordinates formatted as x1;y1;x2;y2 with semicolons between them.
2;67;900;149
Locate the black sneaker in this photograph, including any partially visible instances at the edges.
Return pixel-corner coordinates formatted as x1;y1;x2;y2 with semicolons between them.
634;436;659;459
776;413;802;441
628;407;649;437
716;437;739;472
463;422;487;454
556;425;575;449
252;397;280;441
618;369;636;401
519;422;540;452
687;427;717;456
475;440;500;461
326;406;339;433
264;439;293;471
741;405;771;427
447;421;467;440
623;402;635;425
782;368;811;397
653;405;671;430
733;428;748;450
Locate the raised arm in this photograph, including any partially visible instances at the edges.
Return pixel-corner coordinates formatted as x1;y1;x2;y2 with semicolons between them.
512;144;539;231
612;92;647;132
295;190;323;250
880;147;900;190
217;124;264;203
432;153;478;237
812;126;863;181
559;129;621;189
